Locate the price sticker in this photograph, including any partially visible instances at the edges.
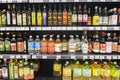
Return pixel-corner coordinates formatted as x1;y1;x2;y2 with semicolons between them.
100;0;105;2
78;27;82;30
74;0;79;2
56;55;61;59
89;56;94;59
11;27;15;30
8;0;12;2
31;27;36;30
16;27;20;30
16;55;21;59
87;0;92;2
117;56;120;59
72;27;77;30
42;27;47;30
42;55;47;59
17;0;22;2
89;27;94;30
113;0;117;1
2;0;7;3
61;27;66;30
32;55;36;59
25;27;29;30
100;56;104;59
57;27;61;30
0;55;3;58
83;55;88;60
114;27;119;30
107;56;111;60
95;56;100;59
29;0;33;2
102;27;107;30
1;27;5;31
67;27;72;30
39;0;43;2
55;0;59;2
113;56;117;59
71;55;76;59
36;27;42;30
49;0;54;2
62;0;66;2
6;27;10;31
20;27;24;30
23;55;27;58
10;55;15;58
96;27;101;30
47;27;51;30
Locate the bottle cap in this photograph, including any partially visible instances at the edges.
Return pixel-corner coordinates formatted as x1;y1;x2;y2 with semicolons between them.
29;35;32;38
113;61;117;65
104;62;107;64
85;61;88;64
57;35;60;38
76;61;79;64
94;62;97;64
36;35;39;38
107;33;110;36
113;8;117;12
70;35;74;38
63;34;66;38
76;35;79;38
66;61;69;64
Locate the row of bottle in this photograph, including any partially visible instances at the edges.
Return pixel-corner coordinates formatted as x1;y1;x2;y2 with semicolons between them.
0;4;120;26
53;60;120;80
0;59;39;80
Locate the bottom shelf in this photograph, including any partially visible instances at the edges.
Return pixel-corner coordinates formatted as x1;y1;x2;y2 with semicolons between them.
35;77;61;80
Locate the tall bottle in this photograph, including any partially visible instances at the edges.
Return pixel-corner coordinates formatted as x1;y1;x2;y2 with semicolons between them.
111;8;118;25
72;5;77;26
17;33;24;53
53;5;57;26
34;35;40;54
2;10;6;26
7;4;11;26
0;33;4;52
14;59;19;79
2;59;8;79
22;6;27;26
42;5;47;26
88;39;92;53
62;61;72;80
102;7;108;25
75;35;80;52
83;4;88;26
23;32;27;53
17;5;22;26
112;33;118;54
9;59;14;80
48;35;55;54
100;32;106;53
67;4;72;26
5;32;11;53
118;35;120;53
37;5;42;26
68;35;76;53
0;10;2;26
11;34;17;53
12;4;16;26
28;35;34;54
55;35;62;53
48;5;52;26
19;60;24;79
41;35;48;54
32;4;36;26
106;33;112;53
29;63;34;79
24;59;30;80
62;35;68;52
27;5;32;26
117;8;120;25
72;61;82;80
78;5;83;26
98;7;103;25
62;5;68;26
93;6;99;25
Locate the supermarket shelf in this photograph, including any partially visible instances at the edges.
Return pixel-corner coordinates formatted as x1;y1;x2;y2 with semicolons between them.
31;54;119;60
0;27;29;31
0;0;28;3
0;54;31;59
29;0;119;3
30;26;120;31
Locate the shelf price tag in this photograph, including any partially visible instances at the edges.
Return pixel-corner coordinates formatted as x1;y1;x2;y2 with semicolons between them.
87;0;92;2
49;0;54;2
47;27;51;30
74;0;79;2
113;0;117;1
11;27;15;30
107;56;111;60
6;27;10;31
72;27;77;30
42;27;47;30
36;27;42;30
102;27;107;30
118;56;120;59
62;0;66;2
89;27;94;30
10;55;15;59
56;55;61;59
31;27;36;30
0;55;3;58
70;55;76;59
57;27;61;30
8;0;12;3
96;27;101;30
1;27;5;31
100;56;104;59
113;56;117;59
42;55;47;59
89;55;94;59
2;0;7;3
23;55;27;58
39;0;43;2
67;27;72;30
17;0;22;2
95;56;100;59
78;27;82;30
55;0;59;2
100;0;105;2
114;27;119;30
16;55;21;59
83;55;88;60
32;55;36;59
61;27;66;30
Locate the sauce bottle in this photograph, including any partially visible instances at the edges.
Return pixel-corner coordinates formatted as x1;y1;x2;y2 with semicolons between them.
55;35;62;53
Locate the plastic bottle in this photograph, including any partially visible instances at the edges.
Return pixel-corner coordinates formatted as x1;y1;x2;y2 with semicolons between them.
34;35;40;54
28;35;34;54
75;35;80;52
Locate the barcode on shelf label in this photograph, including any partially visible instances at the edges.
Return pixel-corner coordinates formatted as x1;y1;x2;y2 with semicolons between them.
62;0;66;2
96;27;101;30
102;27;107;30
113;56;117;59
100;56;104;59
107;56;111;59
2;0;7;2
83;56;88;59
100;0;105;1
42;27;47;30
71;55;76;59
89;56;94;59
10;55;15;58
42;55;47;59
118;56;120;59
32;55;36;59
23;55;27;58
47;27;51;30
36;27;41;30
16;55;21;58
89;27;94;30
57;27;61;30
6;27;10;30
87;0;92;2
1;27;5;31
95;56;99;59
17;0;22;2
0;55;3;58
61;27;66;30
49;0;54;2
56;55;61;59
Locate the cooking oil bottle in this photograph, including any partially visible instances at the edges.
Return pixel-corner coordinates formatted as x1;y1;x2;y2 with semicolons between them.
62;34;68;53
55;35;62;53
63;61;72;80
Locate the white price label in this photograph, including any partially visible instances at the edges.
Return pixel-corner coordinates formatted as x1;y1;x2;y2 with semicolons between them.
107;56;111;60
8;0;12;2
52;27;57;30
74;0;79;2
62;0;66;2
16;27;20;30
57;27;61;30
23;55;27;58
10;55;15;58
113;56;117;59
102;27;107;30
20;27;25;30
100;56;104;59
6;27;10;31
2;0;6;3
0;55;3;58
61;27;66;30
56;55;61;59
78;27;82;30
83;56;88;59
47;27;51;30
71;55;76;59
31;27;36;30
101;0;105;1
29;0;33;2
32;55;36;59
114;27;119;30
118;56;120;59
16;55;21;58
1;27;5;31
42;55;47;59
42;27;47;30
89;56;94;59
72;27;77;30
39;0;43;2
17;0;22;2
55;0;59;2
89;27;93;30
95;56;100;59
87;0;92;2
11;27;15;30
49;0;54;2
96;27;101;30
113;0;117;1
25;27;29;30
36;27;42;30
67;27;72;30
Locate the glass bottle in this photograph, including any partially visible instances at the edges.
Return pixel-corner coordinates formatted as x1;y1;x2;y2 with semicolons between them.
32;4;36;26
2;9;6;26
22;6;27;26
87;8;92;26
34;35;40;54
58;5;62;26
48;5;53;26
17;5;22;26
12;4;16;26
67;4;72;26
55;35;62;53
18;60;24;79
93;6;99;25
112;33;118;54
42;5;47;26
78;5;83;26
83;4;88;26
75;35;80;52
24;59;30;80
100;32;106;53
28;35;34;54
9;59;14;80
111;8;118;25
37;4;42;26
5;32;11;53
14;59;19;79
117;8;120;25
7;4;11;26
98;7;103;25
62;5;68;26
106;33;112;53
2;59;8;79
88;39;92;53
0;10;2;26
72;5;77;26
53;5;57;26
118;35;120;54
11;34;17;53
102;7;108;25
29;63;34;79
27;5;32;26
0;33;4;52
62;35;68;52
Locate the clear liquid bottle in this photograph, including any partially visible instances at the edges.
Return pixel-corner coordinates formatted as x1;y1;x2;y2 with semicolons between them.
2;59;8;79
42;5;47;26
75;35;80;52
17;5;22;26
55;35;62;53
34;35;40;54
63;61;72;80
7;4;11;26
68;35;76;53
28;35;34;54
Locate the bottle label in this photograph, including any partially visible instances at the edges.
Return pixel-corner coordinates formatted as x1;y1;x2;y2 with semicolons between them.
2;67;8;78
0;41;4;51
0;69;2;78
118;45;120;53
72;14;77;23
93;69;100;76
75;42;80;51
103;16;108;25
0;16;2;26
14;66;18;78
62;43;68;51
7;12;11;25
41;41;47;53
29;69;34;79
112;69;120;78
34;42;40;50
54;64;61;72
100;43;106;53
58;12;62;25
101;69;110;77
2;14;6;25
22;13;27;25
87;16;92;25
55;44;62;52
78;14;82;22
67;12;72;26
88;43;92;53
83;69;91;77
28;42;35;50
24;41;26;52
17;13;22;25
37;12;42;25
17;42;24;52
118;16;120;24
63;12;67;25
73;68;81;76
9;64;14;79
109;16;112;25
63;68;71;76
93;42;100;53
82;43;88;54
32;12;36;25
19;68;23;78
106;42;112;53
112;15;117;25
112;42;118;52
5;40;10;51
93;16;99;25
68;43;76;52
28;15;31;25
11;43;16;51
43;12;47;26
99;16;103;25
83;14;88;22
24;68;29;79
48;42;55;53
53;12;57;25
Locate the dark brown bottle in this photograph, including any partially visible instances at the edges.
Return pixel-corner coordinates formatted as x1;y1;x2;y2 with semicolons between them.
112;33;118;54
53;5;57;26
27;5;32;26
118;34;120;54
106;33;112;53
67;4;72;26
11;34;17;53
48;5;53;26
22;6;27;26
117;8;120;25
83;4;88;26
12;4;16;26
5;33;11;53
87;8;92;26
78;5;82;26
100;32;106;53
58;5;62;26
62;5;68;26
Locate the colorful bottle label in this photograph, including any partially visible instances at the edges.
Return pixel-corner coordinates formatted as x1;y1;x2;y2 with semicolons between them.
73;68;82;76
100;43;106;53
72;14;77;23
11;43;16;51
54;64;61;72
93;16;99;25
83;69;91;77
67;12;72;26
68;43;76;52
53;12;57;25
55;44;62;52
78;14;82;22
14;66;18;78
82;43;88;54
117;45;120;53
0;41;4;51
102;16;108;25
93;69;100;76
7;12;11;25
2;14;6;25
48;11;52;26
17;42;24;52
99;16;103;25
48;42;55;53
106;42;112;53
62;43;68;51
63;12;67;25
34;42;40;51
41;41;47;53
32;12;36;25
17;13;22;25
83;14;88;22
63;68;71;76
5;40;10;51
28;42;35;51
22;13;27;25
101;69;110;77
37;12;42;26
42;12;47;26
19;68;23;78
112;42;118;52
2;67;8;78
93;42;100;53
75;42;80;51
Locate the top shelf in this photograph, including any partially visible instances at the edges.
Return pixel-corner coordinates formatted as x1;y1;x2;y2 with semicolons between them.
0;0;119;3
